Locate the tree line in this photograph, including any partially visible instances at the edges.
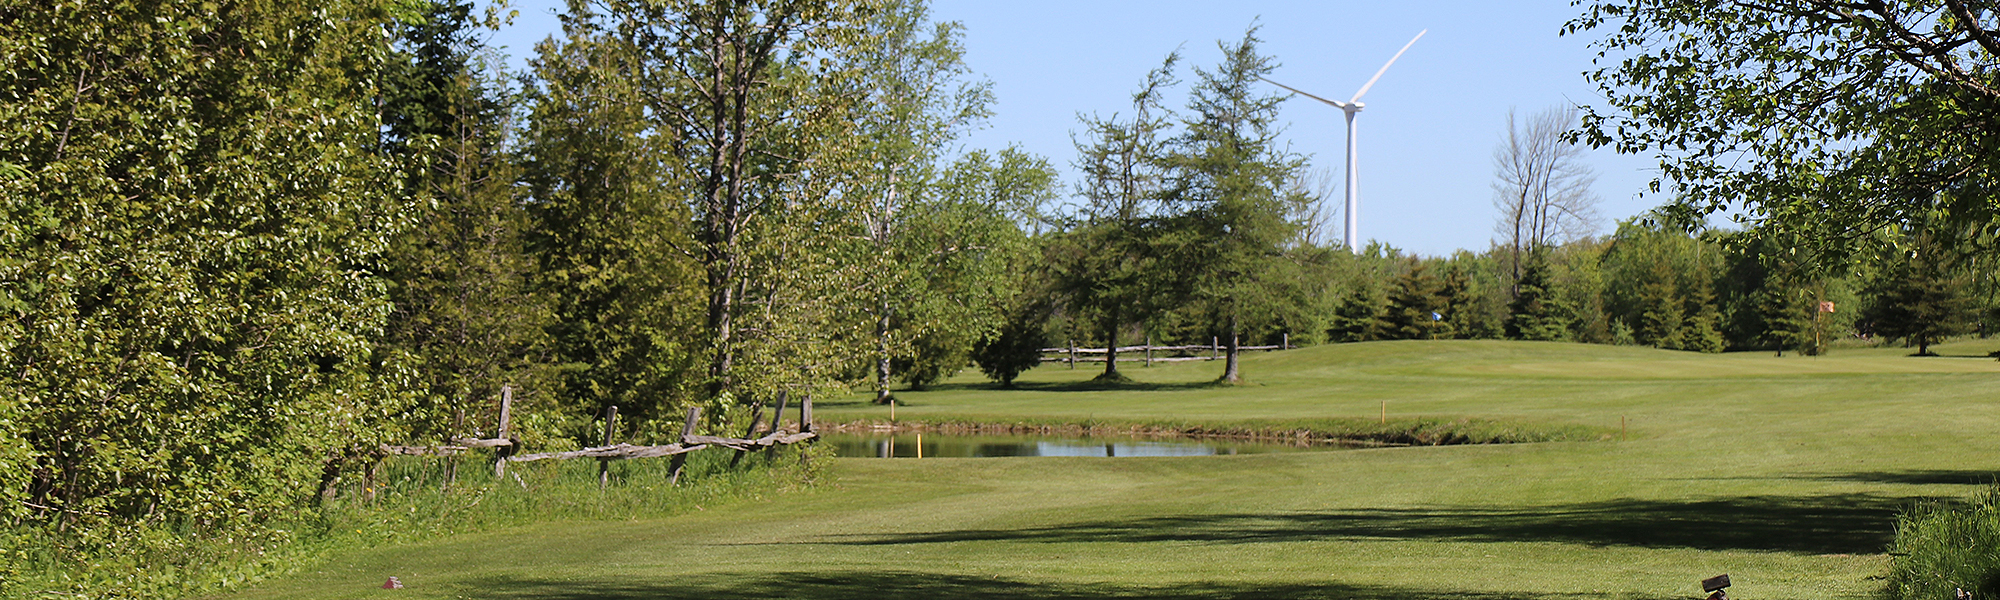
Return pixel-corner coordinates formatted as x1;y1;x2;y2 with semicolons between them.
0;0;1063;555
7;0;2000;585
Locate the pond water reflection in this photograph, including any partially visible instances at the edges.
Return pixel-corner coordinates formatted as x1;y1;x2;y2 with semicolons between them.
823;432;1357;458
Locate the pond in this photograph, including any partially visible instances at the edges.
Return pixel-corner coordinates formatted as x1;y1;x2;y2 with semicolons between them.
822;432;1363;458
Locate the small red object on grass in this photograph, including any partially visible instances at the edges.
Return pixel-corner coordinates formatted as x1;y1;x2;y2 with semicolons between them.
382;576;404;589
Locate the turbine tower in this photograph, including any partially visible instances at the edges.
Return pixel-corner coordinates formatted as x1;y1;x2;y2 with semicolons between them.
1261;30;1426;254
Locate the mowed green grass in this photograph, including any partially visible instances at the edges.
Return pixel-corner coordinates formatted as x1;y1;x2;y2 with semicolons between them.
221;340;2000;599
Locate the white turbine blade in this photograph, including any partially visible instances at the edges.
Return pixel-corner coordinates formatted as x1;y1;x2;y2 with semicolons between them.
1349;29;1427;104
1258;76;1348;109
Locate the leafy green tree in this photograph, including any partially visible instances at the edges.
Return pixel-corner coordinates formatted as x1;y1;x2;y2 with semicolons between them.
845;0;998;401
1166;27;1307;384
0;0;404;529
595;0;880;402
891;148;1049;389
1569;2;2000;261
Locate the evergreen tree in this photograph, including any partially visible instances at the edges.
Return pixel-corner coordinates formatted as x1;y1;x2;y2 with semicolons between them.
1507;254;1573;340
1166;27;1307;384
1757;286;1816;355
1863;233;1973;356
1437;262;1478;339
1635;261;1685;349
973;295;1052;388
1066;52;1179;383
523;5;702;424
379;0;554;443
1329;285;1385;342
1679;274;1726;353
1384;263;1451;340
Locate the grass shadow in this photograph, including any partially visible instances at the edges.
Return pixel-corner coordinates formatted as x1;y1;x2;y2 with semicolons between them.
903;379;1224;394
461;570;1664;600
1807;469;2000;486
809;493;1907;555
1010;379;1224;393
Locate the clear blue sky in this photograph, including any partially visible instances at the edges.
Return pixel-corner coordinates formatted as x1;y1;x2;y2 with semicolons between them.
487;1;1662;257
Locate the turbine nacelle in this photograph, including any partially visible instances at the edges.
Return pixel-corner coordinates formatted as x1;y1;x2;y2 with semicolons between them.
1258;29;1425;254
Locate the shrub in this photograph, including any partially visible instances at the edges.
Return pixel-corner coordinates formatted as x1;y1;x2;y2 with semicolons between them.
1886;485;2000;599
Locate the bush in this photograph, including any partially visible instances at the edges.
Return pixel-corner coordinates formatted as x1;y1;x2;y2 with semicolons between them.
1;439;826;599
1886;485;2000;599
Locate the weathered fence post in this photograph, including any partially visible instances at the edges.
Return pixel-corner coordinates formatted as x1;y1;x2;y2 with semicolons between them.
1211;336;1219;360
1145;335;1154;367
1068;340;1077;369
764;392;790;461
800;396;815;464
800;395;813;434
493;385;514;479
729;398;768;469
445;408;466;486
1283;332;1290;350
598;404;619;489
364;458;380;504
668;406;702;485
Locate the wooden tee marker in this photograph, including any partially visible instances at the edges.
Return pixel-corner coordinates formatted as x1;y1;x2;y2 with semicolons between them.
1701;573;1730;600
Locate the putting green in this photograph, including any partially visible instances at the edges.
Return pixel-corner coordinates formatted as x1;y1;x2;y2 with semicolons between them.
222;340;2000;599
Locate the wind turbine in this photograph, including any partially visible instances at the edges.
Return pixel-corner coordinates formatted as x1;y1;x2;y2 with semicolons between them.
1262;30;1426;254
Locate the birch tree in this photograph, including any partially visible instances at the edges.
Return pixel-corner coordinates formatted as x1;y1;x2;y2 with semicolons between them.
1492;106;1601;291
847;0;992;403
597;0;879;402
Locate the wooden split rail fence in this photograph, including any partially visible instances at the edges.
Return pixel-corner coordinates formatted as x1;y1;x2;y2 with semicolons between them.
380;387;816;489
1042;333;1293;367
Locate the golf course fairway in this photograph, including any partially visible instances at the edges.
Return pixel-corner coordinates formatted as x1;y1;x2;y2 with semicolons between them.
221;340;2000;599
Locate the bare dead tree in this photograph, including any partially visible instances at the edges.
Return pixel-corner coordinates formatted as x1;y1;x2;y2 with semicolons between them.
1492;106;1601;290
1285;165;1339;248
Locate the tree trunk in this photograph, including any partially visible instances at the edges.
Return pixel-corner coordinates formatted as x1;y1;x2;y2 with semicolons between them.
874;293;893;404
1100;307;1122;380
1221;312;1242;384
704;251;738;400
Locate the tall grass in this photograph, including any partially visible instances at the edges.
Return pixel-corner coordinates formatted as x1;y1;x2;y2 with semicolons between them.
1;443;825;599
1887;485;2000;599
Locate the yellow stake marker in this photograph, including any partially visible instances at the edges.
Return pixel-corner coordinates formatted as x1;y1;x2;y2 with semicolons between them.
1380;400;1386;425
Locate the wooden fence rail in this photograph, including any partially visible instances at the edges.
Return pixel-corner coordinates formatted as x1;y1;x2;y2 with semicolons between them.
375;386;816;490
1039;334;1293;364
